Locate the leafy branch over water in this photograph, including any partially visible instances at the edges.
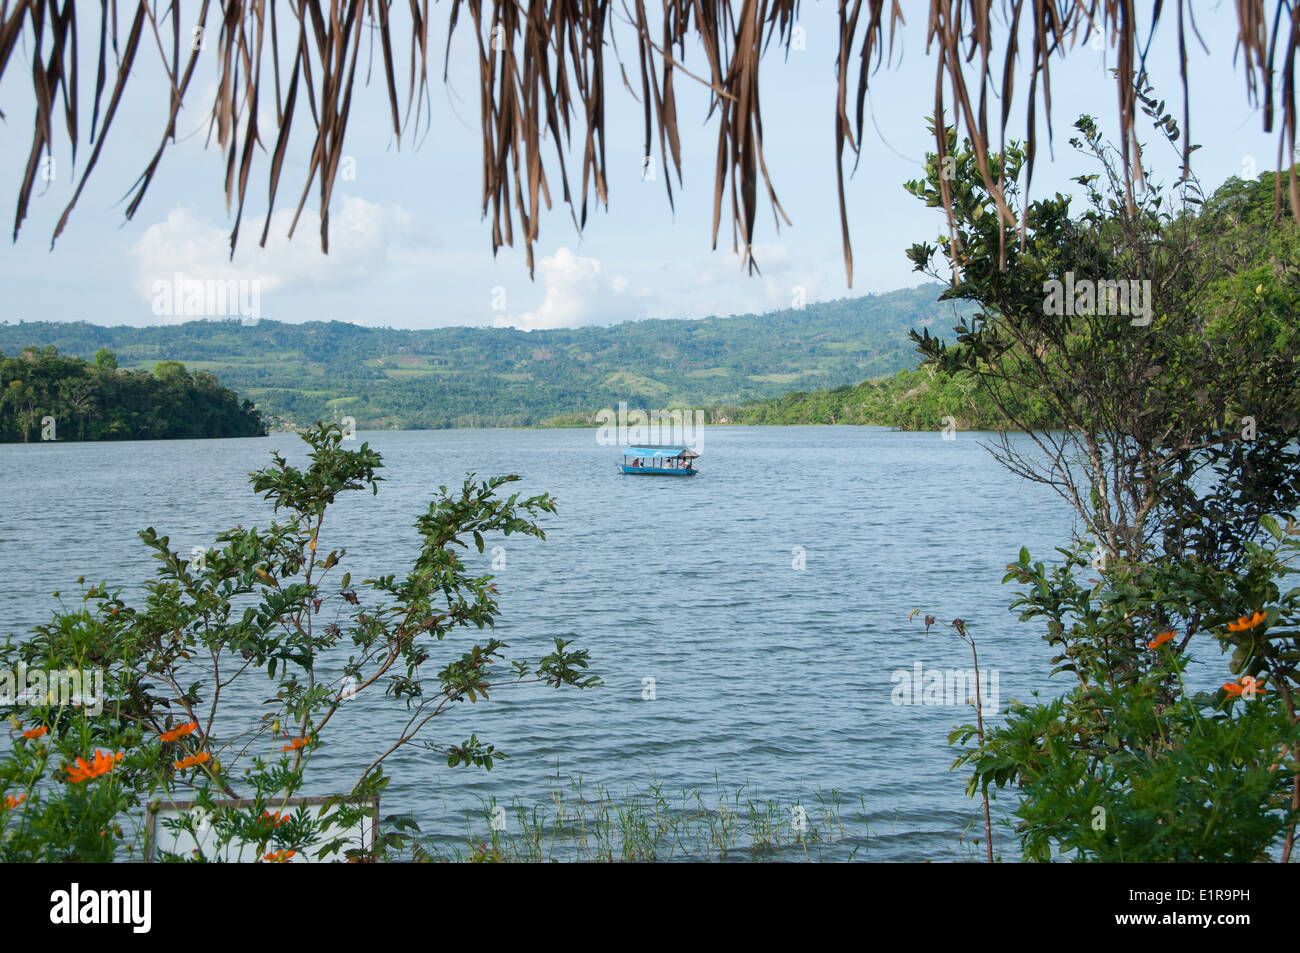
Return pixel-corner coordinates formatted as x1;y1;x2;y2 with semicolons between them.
0;421;598;861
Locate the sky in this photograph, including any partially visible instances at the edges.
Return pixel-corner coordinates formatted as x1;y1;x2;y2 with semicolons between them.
0;1;1287;331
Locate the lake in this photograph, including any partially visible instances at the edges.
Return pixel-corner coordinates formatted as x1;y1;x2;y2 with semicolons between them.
3;426;1089;860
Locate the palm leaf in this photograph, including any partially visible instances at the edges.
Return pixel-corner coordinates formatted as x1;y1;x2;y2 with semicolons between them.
2;1;1294;285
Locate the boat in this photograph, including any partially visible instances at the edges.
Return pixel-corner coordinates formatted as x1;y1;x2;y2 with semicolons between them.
618;445;700;476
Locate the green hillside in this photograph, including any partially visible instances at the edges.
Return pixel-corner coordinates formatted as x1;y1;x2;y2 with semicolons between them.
711;366;1026;430
708;169;1300;433
0;347;264;442
0;285;960;429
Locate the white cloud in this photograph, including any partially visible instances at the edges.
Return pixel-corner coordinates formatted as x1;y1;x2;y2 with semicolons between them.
497;247;643;330
130;196;423;322
748;243;792;274
681;242;830;316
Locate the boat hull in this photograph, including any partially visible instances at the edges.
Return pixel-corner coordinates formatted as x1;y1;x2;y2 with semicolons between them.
618;465;698;476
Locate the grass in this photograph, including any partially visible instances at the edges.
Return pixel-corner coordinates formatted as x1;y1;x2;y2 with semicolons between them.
381;776;874;862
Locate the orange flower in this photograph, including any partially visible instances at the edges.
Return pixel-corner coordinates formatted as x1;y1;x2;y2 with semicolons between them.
21;725;47;739
159;721;199;743
263;849;296;863
280;737;309;753
263;810;290;827
3;793;26;809
1223;676;1268;698
1147;631;1176;650
172;752;211;770
65;750;124;784
1227;610;1267;632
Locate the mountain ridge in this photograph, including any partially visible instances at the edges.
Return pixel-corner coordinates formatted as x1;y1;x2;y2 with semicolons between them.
0;283;962;429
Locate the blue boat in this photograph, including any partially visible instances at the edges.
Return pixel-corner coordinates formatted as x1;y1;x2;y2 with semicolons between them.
619;445;700;476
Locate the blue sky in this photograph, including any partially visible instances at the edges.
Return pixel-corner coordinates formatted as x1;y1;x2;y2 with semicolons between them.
0;2;1284;330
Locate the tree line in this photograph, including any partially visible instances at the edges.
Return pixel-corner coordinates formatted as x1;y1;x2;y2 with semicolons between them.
0;347;265;442
717;164;1298;434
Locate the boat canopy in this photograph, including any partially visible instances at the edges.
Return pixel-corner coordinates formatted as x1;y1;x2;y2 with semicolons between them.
624;445;699;459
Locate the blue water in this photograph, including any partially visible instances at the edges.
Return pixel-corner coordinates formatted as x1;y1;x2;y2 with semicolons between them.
2;426;1089;859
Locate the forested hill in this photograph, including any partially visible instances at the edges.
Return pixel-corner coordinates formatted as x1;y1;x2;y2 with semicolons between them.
0;284;958;429
0;348;264;442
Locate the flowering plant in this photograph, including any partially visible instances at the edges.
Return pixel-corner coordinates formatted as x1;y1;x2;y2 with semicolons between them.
0;422;598;861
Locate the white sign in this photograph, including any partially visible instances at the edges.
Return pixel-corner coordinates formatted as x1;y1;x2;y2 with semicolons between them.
145;796;378;862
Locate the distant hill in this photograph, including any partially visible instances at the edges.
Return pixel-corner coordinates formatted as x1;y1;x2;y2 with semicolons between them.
0;284;963;429
710;365;1025;430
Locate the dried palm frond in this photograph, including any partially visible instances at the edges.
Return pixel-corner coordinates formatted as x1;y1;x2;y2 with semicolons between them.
1;2;1294;285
